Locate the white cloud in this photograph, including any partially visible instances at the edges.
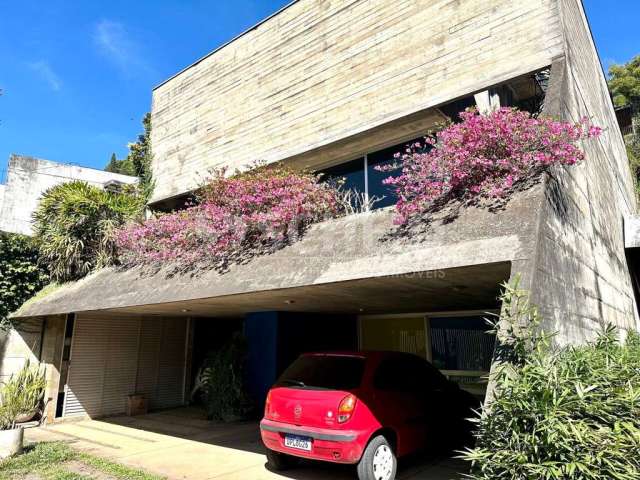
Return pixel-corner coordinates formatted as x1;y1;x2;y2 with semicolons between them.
27;60;62;91
93;19;153;76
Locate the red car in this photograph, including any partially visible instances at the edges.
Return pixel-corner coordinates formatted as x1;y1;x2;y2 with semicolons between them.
260;351;478;480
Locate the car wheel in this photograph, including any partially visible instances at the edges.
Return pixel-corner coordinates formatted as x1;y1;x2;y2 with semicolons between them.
265;449;300;471
357;435;397;480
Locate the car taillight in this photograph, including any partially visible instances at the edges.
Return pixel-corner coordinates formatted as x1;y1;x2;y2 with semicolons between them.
337;394;357;423
264;390;272;417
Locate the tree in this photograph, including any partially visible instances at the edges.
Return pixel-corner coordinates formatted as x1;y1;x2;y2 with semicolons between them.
0;233;48;330
32;181;144;282
608;55;640;108
104;152;133;175
125;113;154;200
103;113;154;199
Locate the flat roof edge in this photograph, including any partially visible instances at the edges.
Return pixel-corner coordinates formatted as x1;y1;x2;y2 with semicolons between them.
153;0;299;91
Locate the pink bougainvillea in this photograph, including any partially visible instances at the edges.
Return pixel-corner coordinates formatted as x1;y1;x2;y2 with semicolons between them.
116;166;341;270
378;108;602;225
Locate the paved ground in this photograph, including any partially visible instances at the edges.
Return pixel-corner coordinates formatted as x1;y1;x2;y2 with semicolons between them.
26;408;467;480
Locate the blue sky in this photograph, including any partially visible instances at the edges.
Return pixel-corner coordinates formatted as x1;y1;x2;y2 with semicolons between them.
0;0;638;175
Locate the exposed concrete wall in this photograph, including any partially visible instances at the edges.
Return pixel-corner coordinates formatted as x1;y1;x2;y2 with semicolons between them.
150;0;563;203
0;317;44;384
525;0;639;344
0;154;137;236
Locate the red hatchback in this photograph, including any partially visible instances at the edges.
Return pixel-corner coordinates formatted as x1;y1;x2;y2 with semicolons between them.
260;351;478;480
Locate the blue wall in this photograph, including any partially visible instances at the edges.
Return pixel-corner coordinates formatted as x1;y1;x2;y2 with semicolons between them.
244;312;279;405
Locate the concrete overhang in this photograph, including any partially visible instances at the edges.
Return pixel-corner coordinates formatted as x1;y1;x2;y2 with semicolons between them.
14;184;543;319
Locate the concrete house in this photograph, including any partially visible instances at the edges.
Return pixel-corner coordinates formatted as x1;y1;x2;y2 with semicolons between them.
7;0;639;425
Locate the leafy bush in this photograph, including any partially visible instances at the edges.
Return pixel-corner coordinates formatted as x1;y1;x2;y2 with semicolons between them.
32;181;143;282
0;360;46;430
190;333;254;421
461;279;640;480
378;108;601;225
0;233;49;330
116;164;341;271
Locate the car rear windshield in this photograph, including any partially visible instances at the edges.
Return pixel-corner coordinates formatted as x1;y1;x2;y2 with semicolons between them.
276;355;365;390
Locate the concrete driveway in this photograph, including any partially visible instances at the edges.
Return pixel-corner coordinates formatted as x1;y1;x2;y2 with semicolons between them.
26;408;467;480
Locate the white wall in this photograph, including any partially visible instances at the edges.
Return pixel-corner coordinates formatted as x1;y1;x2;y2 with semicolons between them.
0;154;137;236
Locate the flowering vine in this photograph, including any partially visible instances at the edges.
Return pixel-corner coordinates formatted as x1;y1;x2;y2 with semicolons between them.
116;165;341;271
378;108;602;225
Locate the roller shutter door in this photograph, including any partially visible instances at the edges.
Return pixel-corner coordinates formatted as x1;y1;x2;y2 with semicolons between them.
63;316;111;417
64;315;187;418
153;318;187;409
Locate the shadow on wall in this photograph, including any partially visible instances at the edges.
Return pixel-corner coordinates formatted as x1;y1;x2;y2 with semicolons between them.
0;319;44;385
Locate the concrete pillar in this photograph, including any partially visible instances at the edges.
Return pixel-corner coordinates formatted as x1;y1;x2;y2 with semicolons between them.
39;315;65;424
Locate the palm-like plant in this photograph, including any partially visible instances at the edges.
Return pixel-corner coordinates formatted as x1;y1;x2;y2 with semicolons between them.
32;181;143;282
0;360;46;430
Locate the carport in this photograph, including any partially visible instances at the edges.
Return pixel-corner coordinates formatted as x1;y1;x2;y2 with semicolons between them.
26;407;469;480
12;191;540;477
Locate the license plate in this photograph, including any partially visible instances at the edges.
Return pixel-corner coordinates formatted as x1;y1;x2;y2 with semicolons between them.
284;434;312;451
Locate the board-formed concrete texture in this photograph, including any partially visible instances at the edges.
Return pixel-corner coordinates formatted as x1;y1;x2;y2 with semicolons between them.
520;0;639;343
150;0;564;204
11;0;640;352
0;154;137;235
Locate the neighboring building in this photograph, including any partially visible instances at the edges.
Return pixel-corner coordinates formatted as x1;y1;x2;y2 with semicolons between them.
0;154;137;236
8;0;640;425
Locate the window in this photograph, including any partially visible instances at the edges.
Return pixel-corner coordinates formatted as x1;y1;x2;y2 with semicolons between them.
429;316;495;372
373;354;447;393
318;137;426;211
276;354;365;390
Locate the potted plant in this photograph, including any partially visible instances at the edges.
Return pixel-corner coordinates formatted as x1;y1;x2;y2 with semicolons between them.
0;360;46;458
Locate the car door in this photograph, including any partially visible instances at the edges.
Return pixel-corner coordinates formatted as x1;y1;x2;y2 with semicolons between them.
411;356;461;450
371;355;427;457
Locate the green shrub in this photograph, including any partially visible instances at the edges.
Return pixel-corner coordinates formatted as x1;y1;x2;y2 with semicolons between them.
32;181;143;282
0;233;49;330
461;280;640;480
190;333;254;421
0;360;46;430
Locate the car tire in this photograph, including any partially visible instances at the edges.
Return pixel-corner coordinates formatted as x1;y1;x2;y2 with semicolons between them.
357;435;397;480
265;449;300;471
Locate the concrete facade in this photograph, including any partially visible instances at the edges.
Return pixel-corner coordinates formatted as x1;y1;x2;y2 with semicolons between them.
0;154;137;235
520;0;639;342
150;0;563;204
7;0;640;426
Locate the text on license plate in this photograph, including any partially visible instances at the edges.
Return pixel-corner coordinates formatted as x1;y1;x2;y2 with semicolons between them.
284;434;312;451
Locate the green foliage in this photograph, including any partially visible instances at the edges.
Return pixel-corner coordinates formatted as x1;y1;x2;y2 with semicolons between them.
104;113;155;200
461;279;640;480
0;360;46;430
609;55;640;108
191;333;254;421
104;152;134;176
0;233;49;330
0;442;165;479
32;181;144;282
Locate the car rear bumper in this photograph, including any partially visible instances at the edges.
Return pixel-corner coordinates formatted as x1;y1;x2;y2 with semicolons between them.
260;418;367;464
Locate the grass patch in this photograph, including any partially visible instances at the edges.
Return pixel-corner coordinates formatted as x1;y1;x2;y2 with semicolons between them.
0;442;164;480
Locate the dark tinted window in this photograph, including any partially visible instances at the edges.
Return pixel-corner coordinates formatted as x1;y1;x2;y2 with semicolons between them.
374;355;446;392
367;145;402;209
319;158;366;208
276;355;365;390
